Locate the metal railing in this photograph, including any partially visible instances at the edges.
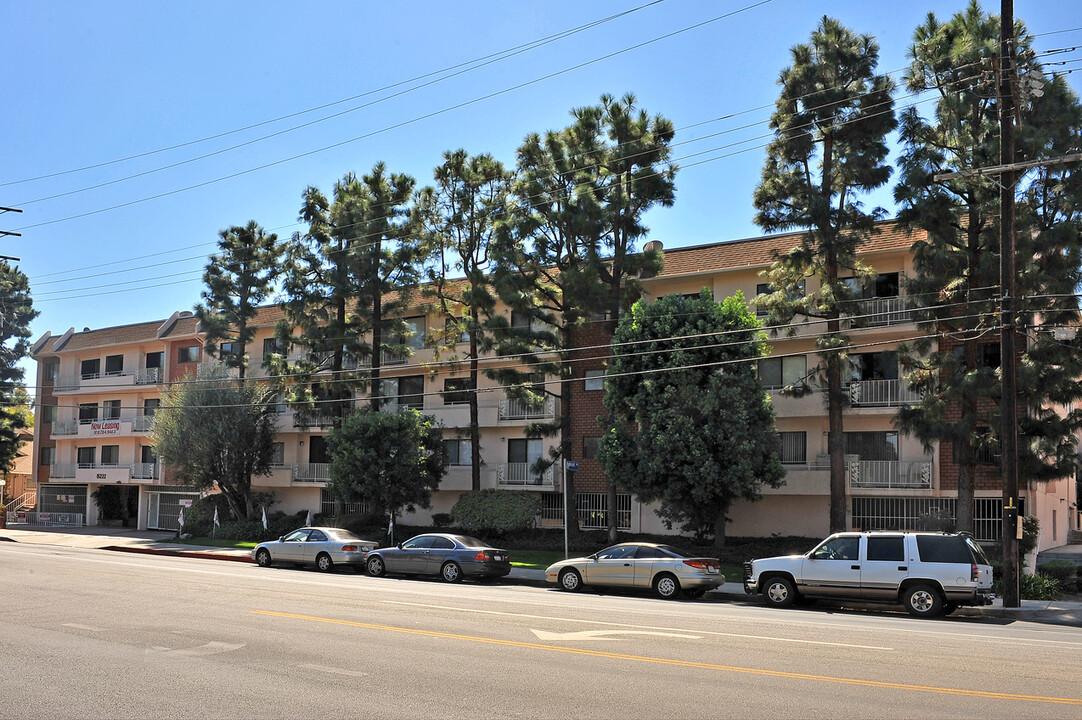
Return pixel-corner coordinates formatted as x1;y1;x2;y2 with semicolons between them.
52;419;78;435
849;379;923;407
135;367;163;384
5;511;84;527
49;464;77;479
849;460;933;489
2;492;35;513
132;415;155;432
538;492;632;530
498;396;555;421
497;463;554;487
130;463;159;480
55;366;163;391
293;464;331;483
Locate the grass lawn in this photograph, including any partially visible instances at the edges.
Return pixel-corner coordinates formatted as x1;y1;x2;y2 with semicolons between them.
177;536;258;549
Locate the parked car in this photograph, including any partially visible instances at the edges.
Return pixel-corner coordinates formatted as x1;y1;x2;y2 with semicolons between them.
743;531;995;617
364;533;511;583
252;527;377;572
545;542;724;599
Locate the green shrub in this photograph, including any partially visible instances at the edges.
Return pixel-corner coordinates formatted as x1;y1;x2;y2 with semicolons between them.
1037;559;1077;587
451;490;542;536
1020;572;1061;600
179;495;233;536
432;513;453;528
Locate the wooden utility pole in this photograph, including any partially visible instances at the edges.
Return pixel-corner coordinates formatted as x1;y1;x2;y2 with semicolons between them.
999;0;1020;609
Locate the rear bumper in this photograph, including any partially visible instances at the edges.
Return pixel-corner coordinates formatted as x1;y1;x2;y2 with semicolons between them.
468;561;511;577
679;573;725;592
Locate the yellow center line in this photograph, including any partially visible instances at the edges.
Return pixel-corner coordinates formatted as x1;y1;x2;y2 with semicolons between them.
250;610;1082;706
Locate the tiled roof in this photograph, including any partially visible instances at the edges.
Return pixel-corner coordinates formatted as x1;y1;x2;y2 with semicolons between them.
41;319;167;353
657;223;921;277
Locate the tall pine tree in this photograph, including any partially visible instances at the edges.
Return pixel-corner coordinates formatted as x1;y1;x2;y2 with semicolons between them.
754;16;897;533
0;261;38;488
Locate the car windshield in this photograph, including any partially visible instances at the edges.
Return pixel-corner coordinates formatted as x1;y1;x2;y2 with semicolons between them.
451;536;486;548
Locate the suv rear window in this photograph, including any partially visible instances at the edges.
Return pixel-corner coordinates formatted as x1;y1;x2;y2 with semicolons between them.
866;536;904;562
915;535;971;563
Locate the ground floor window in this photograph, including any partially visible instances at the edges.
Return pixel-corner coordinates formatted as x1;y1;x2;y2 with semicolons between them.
539;492;632;530
851;496;1022;543
320;487;368;518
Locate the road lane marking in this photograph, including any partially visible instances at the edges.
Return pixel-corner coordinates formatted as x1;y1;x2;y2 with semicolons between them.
300;664;369;677
530;629;701;641
251;610;1082;707
383;600;892;650
62;623;102;632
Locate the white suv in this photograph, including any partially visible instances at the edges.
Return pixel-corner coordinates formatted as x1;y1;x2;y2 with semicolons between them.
743;532;995;618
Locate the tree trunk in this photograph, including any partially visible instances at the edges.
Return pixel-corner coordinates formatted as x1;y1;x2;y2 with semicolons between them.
827;350;847;533
712;511;728;553
469;317;481;492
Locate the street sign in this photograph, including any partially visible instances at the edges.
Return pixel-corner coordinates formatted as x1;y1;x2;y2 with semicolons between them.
565;461;579;471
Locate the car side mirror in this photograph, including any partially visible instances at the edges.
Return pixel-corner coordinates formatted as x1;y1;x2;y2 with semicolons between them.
278;536;284;542
397;542;404;549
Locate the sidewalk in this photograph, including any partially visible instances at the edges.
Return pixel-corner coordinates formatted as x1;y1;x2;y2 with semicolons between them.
3;526;1080;626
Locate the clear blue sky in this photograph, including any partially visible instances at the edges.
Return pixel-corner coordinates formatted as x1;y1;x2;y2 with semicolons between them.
4;1;1080;391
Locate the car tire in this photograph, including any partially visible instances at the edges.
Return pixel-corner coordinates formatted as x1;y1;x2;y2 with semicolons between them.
316;553;333;573
441;561;463;583
762;576;797;608
366;555;387;577
653;573;680;599
904;584;944;618
255;549;272;568
559;568;583;592
683;588;706;600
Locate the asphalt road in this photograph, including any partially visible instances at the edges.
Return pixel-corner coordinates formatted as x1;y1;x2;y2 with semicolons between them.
3;542;1081;720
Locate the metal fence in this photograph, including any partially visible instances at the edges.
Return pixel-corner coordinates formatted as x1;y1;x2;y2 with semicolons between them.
539;492;632;530
851;496;1018;543
5;511;84;527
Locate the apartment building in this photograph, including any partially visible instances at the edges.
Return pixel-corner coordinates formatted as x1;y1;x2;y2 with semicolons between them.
27;224;1079;549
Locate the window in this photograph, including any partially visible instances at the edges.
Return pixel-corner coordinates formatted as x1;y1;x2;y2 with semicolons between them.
43;362;59;382
845;432;898;461
510;310;532;332
271;443;285;467
388;317;426;351
443;439;473;466
952;343;1001;370
78;403;98;424
145;351;164;369
41;405;58;423
401;535;434;550
444;318;470;344
508;438;543;466
584;369;605;391
383;376;424;410
811;536;859;561
77;447;96;467
779;432;806;464
140;446;157;464
105;355;124;375
583;436;600;460
915;535;971;564
178;346;200;363
101;445;120;466
430;536;455;550
596;545;638;560
759;356;806;388
308;530;328;542
39;446;55;466
103;400;122;420
262;337;287;357
219;342;240;358
755;281;805;318
80;358;101;379
866;536;905;562
442;378;474;405
143;398;160;417
953;428;1000;466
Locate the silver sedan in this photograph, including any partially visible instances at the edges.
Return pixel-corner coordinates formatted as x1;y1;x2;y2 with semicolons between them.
545;542;724;599
252;527;377;572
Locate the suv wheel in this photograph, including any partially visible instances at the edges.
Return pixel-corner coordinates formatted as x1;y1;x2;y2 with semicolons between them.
904;584;944;618
763;576;797;608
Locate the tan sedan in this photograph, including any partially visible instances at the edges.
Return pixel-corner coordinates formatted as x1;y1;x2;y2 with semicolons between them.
545;542;724;599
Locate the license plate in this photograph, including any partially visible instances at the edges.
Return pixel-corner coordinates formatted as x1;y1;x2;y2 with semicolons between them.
492;555;504;561
708;567;719;574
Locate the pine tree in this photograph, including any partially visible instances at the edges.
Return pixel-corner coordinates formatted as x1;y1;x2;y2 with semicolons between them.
894;1;1082;532
417;150;512;492
194;221;280;380
753;16;897;533
0;261;38;485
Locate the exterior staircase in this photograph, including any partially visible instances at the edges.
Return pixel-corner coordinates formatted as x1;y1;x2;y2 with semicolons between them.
1069;529;1082;545
3;491;35;514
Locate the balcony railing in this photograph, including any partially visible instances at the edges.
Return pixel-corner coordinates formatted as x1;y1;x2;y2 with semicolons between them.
844;296;913;327
849;460;933;489
54;367;163;391
498;396;555;421
293;464;331;483
849;379;923;407
132;415;155;432
130;463;159;480
52;419;78;436
49;464;77;479
497;463;555;487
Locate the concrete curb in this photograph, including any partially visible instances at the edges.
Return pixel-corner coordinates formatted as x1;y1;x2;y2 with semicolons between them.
101;545;255;563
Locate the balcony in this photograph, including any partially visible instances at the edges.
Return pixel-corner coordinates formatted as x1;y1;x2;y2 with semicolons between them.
51;415;156;439
50;463;77;479
843;296;913;328
497;463;557;489
63;462;161;484
848;379;923;408
54;367;163;393
498;397;556;422
848;459;933;490
292;464;331;484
